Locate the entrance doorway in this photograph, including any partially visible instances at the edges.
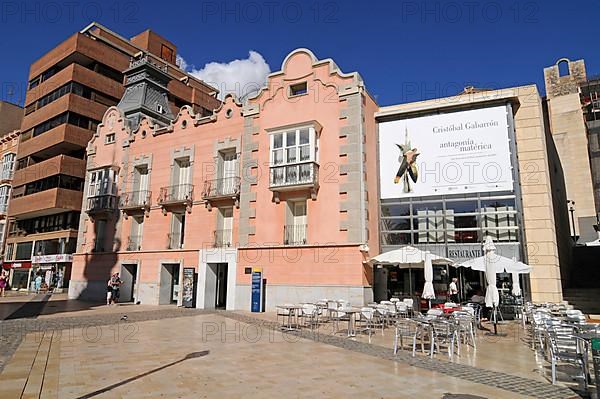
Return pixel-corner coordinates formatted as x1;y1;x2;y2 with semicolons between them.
159;263;180;305
120;264;138;303
204;263;228;309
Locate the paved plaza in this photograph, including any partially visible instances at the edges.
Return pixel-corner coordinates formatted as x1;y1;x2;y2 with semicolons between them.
0;294;590;398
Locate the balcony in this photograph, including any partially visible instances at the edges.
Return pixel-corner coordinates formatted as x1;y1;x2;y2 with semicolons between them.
284;224;308;246
13;154;86;187
86;195;118;215
213;229;233;248
0;170;14;183
119;190;151;216
202;177;240;209
18;124;92;160
158;184;193;213
9;188;83;218
269;162;319;202
126;235;142;251
168;232;183;249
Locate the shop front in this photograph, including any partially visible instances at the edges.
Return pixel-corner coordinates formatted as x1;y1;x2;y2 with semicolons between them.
31;254;73;292
4;261;33;291
375;103;529;307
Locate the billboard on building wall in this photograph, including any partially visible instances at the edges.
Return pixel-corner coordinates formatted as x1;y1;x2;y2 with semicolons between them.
379;106;513;199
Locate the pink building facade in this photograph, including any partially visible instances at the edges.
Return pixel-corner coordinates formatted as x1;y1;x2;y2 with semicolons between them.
69;49;379;309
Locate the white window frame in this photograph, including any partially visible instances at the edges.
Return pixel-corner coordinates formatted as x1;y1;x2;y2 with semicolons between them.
88;168;118;197
105;133;116;144
1;153;16;180
0;185;10;213
269;126;318;166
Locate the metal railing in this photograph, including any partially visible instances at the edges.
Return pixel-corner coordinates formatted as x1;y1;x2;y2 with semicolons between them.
86;195;118;213
168;232;183;249
127;235;142;251
119;190;151;209
284;224;307;245
214;229;233;248
158;184;194;204
202;177;240;199
270;162;318;188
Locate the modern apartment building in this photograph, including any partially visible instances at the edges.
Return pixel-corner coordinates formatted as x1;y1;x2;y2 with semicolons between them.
69;49;379;309
5;22;219;292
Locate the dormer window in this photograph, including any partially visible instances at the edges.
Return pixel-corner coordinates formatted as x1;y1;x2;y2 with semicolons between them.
157;104;165;114
289;82;307;97
105;133;116;144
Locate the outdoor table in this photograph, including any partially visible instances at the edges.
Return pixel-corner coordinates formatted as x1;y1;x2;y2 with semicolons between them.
336;308;361;337
276;305;303;331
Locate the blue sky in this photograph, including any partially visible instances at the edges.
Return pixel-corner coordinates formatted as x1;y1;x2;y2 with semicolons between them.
1;0;599;106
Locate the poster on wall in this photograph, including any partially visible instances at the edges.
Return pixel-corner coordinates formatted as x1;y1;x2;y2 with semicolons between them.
182;267;195;308
379;106;513;199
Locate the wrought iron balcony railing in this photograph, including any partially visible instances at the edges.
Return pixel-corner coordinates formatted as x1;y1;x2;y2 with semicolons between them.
127;235;142;251
202;177;240;199
284;224;308;246
119;190;152;210
158;184;194;205
213;229;233;248
168;232;183;249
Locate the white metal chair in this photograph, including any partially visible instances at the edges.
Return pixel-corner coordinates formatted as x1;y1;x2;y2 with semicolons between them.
431;319;457;359
393;318;419;356
299;304;318;330
546;325;589;389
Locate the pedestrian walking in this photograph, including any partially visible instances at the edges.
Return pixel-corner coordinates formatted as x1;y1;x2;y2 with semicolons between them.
0;272;7;297
106;277;113;305
110;273;122;305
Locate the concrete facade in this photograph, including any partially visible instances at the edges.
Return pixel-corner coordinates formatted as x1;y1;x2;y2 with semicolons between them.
377;86;566;302
544;59;598;242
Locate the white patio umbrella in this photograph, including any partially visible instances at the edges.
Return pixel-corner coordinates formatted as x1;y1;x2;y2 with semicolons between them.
368;246;453;266
511;272;522;297
483;237;499;308
456;253;531;274
422;252;435;307
369;246;453;298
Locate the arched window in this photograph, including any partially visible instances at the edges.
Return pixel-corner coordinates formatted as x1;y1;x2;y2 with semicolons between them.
558;60;570;77
1;153;15;180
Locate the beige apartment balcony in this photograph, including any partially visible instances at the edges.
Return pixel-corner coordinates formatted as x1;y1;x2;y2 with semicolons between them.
9;188;83;218
13;154;85;187
269;161;319;202
18;125;92;160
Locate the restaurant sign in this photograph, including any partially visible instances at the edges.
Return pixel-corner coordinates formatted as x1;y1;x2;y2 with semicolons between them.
32;254;73;264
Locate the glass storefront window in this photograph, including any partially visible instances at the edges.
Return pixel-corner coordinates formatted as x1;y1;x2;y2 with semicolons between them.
382;232;411;245
445;200;478;214
380;204;410;217
381;218;411;231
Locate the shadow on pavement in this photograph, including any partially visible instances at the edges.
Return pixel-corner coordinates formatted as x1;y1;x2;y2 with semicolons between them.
75;351;210;399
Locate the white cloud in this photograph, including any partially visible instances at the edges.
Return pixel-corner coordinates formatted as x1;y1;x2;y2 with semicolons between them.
178;51;271;101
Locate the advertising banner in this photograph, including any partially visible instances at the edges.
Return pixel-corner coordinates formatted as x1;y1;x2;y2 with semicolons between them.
182;267;195;308
379;106;513;199
251;268;263;312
